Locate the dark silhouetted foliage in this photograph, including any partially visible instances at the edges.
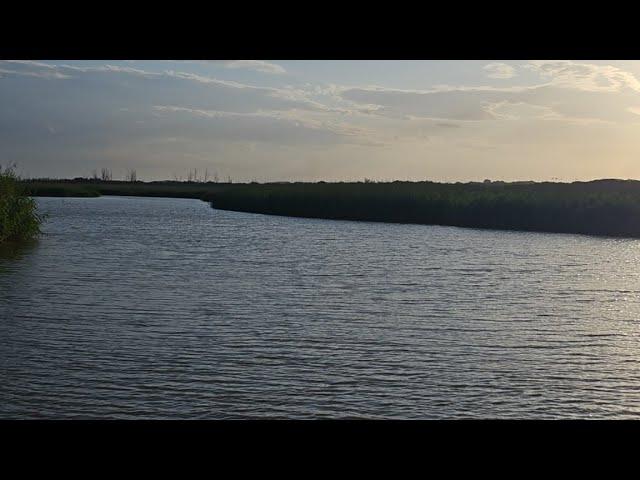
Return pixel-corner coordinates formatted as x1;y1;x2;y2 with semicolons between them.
22;179;231;199
0;166;44;243
23;178;640;238
203;180;640;238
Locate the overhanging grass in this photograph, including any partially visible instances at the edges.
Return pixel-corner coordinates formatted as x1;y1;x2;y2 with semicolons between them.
0;167;44;244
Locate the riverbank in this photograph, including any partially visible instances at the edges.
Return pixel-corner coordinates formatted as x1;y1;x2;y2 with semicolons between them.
204;180;640;238
1;169;43;244
23;179;233;199
24;178;640;238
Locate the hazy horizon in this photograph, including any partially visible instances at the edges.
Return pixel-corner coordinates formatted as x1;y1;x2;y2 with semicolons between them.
3;60;640;183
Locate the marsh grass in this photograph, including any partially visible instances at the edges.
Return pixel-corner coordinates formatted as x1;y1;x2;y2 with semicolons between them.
0;166;44;244
22;179;229;199
23;177;640;238
204;180;640;238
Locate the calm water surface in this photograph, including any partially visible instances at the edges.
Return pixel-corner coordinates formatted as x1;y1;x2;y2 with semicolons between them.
2;196;640;419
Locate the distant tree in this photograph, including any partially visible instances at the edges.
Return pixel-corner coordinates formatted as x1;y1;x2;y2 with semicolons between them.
91;169;99;180
101;168;112;181
126;169;137;182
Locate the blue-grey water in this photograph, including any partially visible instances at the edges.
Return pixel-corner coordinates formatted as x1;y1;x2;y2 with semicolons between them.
1;196;640;419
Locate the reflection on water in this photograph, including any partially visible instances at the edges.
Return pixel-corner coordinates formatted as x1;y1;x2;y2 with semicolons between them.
0;239;38;262
1;196;640;419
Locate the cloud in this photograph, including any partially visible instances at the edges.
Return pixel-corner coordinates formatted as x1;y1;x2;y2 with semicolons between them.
485;101;560;121
0;61;375;172
4;59;640;181
338;71;640;125
0;60;71;79
0;60;156;79
220;60;286;74
152;105;371;144
483;63;516;79
525;60;640;92
198;60;286;74
7;60;640;128
339;85;507;121
0;61;320;113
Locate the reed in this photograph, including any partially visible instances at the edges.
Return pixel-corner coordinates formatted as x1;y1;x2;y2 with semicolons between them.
24;177;640;238
0;166;44;244
22;179;230;199
203;180;640;238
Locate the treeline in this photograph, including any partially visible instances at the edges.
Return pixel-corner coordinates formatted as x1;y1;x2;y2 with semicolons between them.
202;180;640;238
0;166;43;244
22;177;640;238
35;167;231;184
22;179;234;199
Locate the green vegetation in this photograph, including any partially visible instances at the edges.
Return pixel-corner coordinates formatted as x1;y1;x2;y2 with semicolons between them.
24;177;640;238
203;180;640;238
22;179;232;199
0;167;44;244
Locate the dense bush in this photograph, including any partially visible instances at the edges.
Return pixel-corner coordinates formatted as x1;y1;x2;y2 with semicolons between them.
0;166;44;243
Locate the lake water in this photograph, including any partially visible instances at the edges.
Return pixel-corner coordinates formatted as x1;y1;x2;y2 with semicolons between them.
1;196;640;419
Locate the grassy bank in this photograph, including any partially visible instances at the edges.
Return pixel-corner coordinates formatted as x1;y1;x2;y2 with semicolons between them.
0;168;43;244
203;180;640;238
23;179;233;199
24;178;640;238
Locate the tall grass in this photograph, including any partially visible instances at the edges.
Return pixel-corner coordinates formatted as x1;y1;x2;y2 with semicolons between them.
23;178;232;199
22;177;640;238
0;166;44;243
204;180;640;238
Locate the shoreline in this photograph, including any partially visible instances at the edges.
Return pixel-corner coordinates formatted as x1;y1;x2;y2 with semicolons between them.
25;179;640;239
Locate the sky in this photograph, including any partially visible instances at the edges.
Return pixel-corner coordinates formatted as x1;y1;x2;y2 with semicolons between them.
2;60;640;182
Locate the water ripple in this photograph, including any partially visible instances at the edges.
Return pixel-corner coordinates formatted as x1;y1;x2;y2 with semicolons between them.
1;196;640;419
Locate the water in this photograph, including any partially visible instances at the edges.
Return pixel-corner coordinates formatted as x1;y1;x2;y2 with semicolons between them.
1;196;640;419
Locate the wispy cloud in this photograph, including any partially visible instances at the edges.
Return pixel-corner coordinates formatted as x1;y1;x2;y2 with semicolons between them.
525;60;640;92
202;60;286;74
338;66;640;125
483;63;516;79
152;105;375;145
0;61;323;113
0;60;71;79
4;60;640;181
